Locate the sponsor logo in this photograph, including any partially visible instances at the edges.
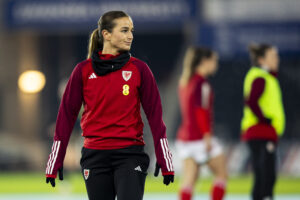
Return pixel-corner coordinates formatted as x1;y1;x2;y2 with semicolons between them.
88;73;97;79
122;71;132;81
84;169;90;180
134;166;142;172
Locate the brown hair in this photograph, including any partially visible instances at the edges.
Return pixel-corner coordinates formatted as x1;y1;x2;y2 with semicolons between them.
87;11;129;59
248;43;273;66
180;47;214;85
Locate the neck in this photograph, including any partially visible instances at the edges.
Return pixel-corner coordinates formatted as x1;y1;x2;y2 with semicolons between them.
260;65;270;72
196;67;208;77
258;65;278;75
102;45;119;55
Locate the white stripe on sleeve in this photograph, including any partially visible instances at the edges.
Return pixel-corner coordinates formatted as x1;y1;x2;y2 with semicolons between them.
165;139;174;171
162;139;173;171
46;141;57;174
160;139;170;171
49;141;61;174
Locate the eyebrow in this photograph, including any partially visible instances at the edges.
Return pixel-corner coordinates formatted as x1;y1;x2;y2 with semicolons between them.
121;26;134;29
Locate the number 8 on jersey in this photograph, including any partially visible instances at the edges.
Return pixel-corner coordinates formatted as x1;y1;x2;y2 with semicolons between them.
123;84;130;96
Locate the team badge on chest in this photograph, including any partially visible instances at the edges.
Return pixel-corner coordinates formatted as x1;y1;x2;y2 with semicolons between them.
122;71;132;81
84;169;90;180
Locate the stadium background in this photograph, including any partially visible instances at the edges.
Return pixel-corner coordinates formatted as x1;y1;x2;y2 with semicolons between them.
0;0;299;199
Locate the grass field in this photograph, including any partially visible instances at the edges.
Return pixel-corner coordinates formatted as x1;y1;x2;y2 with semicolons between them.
0;173;299;195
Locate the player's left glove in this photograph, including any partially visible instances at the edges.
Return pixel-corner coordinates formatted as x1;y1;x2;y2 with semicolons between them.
46;167;63;187
154;162;174;186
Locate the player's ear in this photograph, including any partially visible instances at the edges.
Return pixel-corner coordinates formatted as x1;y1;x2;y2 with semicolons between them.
102;29;111;41
257;57;265;66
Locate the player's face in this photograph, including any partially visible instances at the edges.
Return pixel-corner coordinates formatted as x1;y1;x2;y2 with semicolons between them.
109;17;134;52
263;48;279;72
259;48;279;72
207;53;219;75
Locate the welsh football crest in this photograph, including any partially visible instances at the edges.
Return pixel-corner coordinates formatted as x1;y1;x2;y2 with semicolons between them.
122;71;132;81
84;169;90;180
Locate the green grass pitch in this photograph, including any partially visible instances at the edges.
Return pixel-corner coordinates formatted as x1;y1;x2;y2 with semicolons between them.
0;173;299;194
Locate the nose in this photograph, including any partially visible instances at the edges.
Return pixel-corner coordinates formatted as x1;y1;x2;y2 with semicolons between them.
128;32;133;41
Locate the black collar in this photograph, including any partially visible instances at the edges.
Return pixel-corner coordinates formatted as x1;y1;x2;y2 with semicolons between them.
91;50;131;76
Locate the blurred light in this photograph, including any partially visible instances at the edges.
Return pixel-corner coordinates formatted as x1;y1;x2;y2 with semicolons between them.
18;70;46;94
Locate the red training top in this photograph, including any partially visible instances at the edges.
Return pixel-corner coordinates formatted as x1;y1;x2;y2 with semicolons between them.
177;74;214;141
46;52;174;178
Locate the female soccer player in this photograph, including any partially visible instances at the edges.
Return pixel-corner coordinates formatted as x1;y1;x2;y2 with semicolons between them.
45;11;174;200
241;44;285;200
176;47;227;200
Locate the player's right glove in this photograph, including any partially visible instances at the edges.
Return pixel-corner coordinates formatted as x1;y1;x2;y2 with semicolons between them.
46;167;63;187
154;162;174;186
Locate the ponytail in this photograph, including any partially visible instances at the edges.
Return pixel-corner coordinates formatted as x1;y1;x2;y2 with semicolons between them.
180;48;194;85
87;28;102;59
180;47;214;86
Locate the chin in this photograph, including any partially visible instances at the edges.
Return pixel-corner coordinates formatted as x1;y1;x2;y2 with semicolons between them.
125;46;131;51
119;47;131;52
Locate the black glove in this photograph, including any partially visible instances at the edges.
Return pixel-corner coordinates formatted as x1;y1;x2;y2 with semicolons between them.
163;175;174;186
154;162;174;186
46;167;63;187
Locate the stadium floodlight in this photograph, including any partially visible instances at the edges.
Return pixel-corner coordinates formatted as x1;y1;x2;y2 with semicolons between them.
18;70;46;94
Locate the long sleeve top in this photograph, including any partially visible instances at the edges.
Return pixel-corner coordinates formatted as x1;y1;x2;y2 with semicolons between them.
46;52;174;177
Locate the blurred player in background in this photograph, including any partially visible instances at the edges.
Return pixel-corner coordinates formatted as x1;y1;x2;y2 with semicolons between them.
176;47;227;200
45;10;174;200
241;44;285;200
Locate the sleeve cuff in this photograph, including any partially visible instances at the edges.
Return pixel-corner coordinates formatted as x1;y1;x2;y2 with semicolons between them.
46;174;57;178
162;171;174;176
